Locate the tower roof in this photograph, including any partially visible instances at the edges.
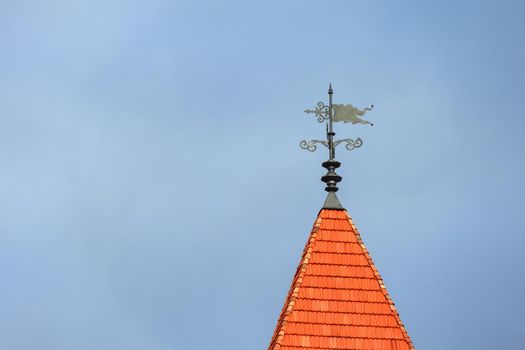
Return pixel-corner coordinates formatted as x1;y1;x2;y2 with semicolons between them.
268;207;414;350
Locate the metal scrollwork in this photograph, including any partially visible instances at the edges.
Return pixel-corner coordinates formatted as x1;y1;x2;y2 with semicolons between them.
304;101;329;123
333;138;363;151
300;139;328;152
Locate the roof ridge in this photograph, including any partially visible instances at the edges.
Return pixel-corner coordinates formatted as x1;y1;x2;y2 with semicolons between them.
343;210;415;350
268;214;324;350
303;275;378;279
278;346;404;350
283;334;408;339
281;321;400;327
295;298;394;303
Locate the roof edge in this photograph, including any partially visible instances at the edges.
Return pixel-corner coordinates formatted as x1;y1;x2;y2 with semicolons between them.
344;210;415;349
267;214;324;350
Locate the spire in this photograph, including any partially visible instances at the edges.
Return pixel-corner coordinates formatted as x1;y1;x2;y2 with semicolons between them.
267;209;414;350
301;85;371;209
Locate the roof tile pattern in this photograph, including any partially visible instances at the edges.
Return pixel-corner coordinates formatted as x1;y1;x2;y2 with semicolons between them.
268;209;413;350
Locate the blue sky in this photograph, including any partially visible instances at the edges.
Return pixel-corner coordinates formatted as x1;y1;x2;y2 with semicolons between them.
1;1;524;349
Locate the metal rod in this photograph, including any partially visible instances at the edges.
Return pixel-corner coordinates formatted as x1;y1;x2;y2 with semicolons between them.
328;83;335;160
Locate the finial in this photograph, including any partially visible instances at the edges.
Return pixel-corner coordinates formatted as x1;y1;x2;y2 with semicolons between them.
321;160;342;192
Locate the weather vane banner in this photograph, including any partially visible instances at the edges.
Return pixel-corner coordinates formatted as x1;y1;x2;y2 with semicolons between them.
332;104;374;125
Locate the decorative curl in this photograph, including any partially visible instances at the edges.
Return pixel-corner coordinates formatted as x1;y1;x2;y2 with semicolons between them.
333;137;363;151
300;139;328;152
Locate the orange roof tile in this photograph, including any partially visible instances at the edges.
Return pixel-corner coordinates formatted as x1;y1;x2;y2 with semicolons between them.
268;209;414;350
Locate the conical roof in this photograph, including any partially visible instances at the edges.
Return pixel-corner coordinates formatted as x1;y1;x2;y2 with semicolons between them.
268;208;414;350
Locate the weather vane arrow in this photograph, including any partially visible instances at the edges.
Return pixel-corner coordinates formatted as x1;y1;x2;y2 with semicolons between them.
300;84;374;195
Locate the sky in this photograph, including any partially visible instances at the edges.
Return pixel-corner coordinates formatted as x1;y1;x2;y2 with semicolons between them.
1;1;525;349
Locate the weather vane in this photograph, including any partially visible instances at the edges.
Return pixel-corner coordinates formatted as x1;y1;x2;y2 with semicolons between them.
300;84;373;196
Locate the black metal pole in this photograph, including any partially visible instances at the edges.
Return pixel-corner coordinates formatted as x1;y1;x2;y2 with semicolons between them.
328;84;335;160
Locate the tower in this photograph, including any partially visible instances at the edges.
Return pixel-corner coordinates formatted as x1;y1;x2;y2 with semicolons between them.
267;86;414;350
